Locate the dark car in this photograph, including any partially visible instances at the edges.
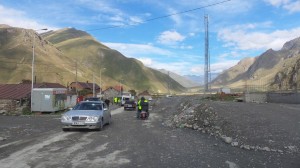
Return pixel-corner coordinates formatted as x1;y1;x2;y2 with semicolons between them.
84;97;100;101
124;100;136;111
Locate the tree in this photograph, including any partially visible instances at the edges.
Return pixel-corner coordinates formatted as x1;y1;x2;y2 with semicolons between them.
128;89;136;96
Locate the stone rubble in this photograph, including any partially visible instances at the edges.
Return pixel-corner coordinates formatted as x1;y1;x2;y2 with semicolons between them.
159;96;295;154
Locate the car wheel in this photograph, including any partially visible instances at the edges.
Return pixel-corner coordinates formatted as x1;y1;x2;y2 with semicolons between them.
96;119;103;131
62;128;70;132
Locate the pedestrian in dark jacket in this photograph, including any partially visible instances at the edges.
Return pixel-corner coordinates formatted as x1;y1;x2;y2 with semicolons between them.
104;99;110;108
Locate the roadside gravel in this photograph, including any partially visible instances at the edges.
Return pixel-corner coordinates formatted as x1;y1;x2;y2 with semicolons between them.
152;95;300;154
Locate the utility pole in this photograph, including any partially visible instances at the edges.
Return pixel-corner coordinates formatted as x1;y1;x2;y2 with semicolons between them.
31;28;47;112
75;61;78;96
93;73;95;97
168;71;170;95
204;14;210;92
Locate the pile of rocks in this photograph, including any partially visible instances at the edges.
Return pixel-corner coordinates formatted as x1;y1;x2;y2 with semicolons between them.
160;96;289;154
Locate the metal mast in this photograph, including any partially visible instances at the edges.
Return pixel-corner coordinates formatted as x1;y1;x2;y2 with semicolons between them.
204;14;210;92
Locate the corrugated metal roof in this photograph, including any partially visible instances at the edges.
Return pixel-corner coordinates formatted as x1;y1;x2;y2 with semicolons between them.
0;83;66;100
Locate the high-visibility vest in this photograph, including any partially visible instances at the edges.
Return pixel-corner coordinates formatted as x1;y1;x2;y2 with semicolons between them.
138;99;148;110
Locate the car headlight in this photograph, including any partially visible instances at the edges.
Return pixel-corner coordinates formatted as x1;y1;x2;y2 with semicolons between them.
86;116;99;122
61;115;71;121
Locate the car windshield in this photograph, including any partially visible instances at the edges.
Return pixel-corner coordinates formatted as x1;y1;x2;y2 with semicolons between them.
73;102;102;110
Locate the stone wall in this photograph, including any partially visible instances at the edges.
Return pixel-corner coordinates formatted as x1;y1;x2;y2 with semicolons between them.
0;99;17;115
267;92;300;104
245;93;267;103
245;92;300;104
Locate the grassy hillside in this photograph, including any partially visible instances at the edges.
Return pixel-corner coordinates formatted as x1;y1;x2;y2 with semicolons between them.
43;28;185;93
0;27;76;85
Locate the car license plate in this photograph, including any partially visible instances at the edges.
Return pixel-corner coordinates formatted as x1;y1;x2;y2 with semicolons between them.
127;105;132;107
72;121;85;125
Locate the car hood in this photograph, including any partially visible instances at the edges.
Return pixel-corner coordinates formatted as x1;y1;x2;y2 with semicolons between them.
64;110;103;116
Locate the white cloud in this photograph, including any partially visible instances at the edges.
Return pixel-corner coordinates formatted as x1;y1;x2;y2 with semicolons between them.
137;58;153;66
157;30;186;45
264;0;300;13
218;23;300;51
103;42;173;57
0;5;58;30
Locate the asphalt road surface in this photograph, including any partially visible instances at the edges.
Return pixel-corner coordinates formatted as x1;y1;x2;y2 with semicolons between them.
0;102;299;168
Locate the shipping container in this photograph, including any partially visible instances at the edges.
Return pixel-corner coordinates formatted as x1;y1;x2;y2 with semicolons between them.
32;88;67;112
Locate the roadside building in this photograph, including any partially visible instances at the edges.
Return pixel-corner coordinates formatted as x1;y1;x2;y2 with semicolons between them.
102;86;123;102
69;81;100;95
0;82;66;115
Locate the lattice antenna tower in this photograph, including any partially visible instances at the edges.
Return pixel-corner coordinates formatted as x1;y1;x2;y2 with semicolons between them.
204;14;211;91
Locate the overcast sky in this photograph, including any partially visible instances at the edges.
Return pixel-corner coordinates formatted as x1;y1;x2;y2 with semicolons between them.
1;0;300;76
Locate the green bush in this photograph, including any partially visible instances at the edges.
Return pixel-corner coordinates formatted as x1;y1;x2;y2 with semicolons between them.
22;107;32;115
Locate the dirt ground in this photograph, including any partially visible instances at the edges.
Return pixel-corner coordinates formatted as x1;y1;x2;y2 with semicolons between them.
151;95;300;154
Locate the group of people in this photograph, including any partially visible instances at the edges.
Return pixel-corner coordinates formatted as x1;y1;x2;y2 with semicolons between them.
106;96;150;119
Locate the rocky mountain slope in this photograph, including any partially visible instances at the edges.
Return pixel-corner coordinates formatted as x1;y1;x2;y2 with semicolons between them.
212;37;300;91
158;69;200;88
0;26;186;93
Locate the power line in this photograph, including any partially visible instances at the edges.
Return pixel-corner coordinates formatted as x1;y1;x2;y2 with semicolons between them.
0;60;76;66
85;0;231;31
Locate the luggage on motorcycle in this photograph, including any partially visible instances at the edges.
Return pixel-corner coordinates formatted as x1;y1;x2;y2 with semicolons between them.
140;111;148;120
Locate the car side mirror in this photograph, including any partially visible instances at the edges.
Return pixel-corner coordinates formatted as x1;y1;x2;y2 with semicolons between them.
104;107;108;111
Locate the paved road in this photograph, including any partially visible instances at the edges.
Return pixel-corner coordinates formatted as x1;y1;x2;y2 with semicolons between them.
0;106;299;168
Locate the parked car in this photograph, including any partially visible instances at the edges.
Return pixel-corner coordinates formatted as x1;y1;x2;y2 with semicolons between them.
121;95;131;106
124;100;136;111
61;101;111;131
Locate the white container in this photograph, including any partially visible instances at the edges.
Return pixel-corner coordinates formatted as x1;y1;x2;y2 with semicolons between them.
32;88;67;112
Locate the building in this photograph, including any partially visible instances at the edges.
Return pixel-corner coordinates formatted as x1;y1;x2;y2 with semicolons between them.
102;86;120;101
69;81;100;95
0;82;66;114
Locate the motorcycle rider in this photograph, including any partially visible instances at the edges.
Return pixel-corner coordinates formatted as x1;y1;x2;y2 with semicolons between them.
137;97;149;118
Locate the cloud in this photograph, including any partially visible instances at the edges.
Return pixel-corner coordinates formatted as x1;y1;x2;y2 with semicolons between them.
103;42;173;57
218;23;300;51
264;0;300;13
137;58;153;66
0;5;58;30
157;30;186;45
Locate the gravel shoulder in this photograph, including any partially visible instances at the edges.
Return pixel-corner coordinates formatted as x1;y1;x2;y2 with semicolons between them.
152;95;300;154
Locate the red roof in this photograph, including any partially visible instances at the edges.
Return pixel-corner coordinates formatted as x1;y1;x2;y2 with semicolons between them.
0;83;66;100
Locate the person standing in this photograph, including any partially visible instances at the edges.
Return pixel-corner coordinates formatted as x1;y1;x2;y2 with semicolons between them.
104;99;110;108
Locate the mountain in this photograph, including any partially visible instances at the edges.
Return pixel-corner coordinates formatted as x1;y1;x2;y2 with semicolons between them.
0;26;75;84
211;37;300;91
157;69;200;88
0;26;185;93
184;75;203;85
